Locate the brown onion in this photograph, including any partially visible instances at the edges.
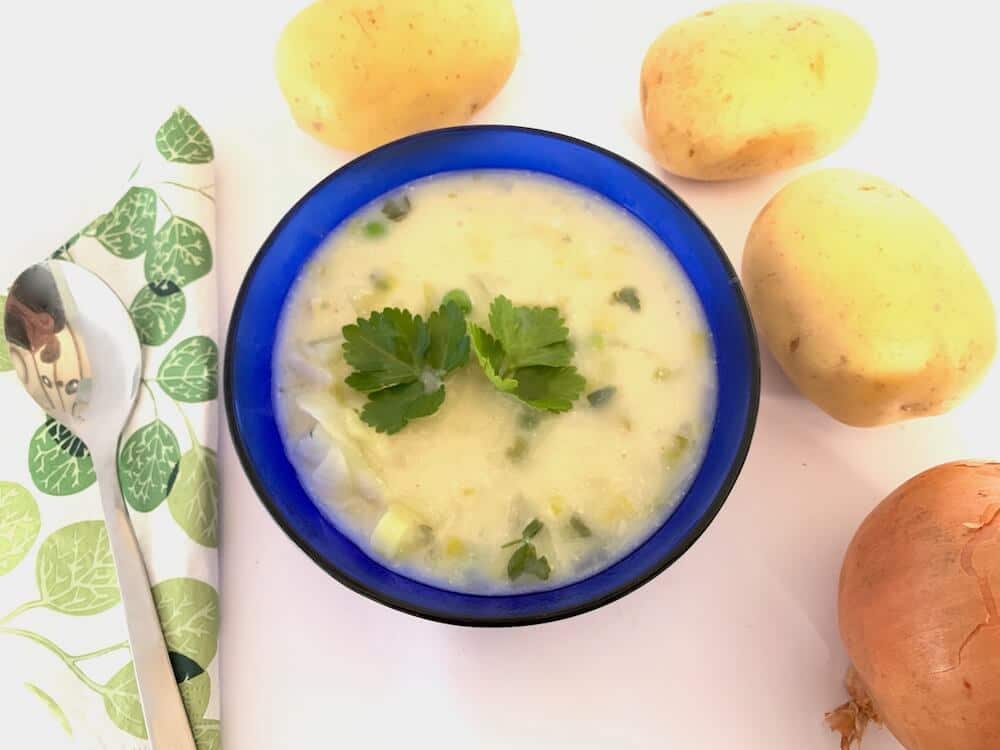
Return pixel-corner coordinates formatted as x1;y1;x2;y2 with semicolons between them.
828;461;1000;749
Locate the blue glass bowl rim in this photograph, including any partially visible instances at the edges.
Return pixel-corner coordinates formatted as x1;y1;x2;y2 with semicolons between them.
225;124;760;627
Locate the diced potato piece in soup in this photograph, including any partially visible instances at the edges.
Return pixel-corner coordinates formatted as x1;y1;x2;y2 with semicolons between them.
371;505;424;559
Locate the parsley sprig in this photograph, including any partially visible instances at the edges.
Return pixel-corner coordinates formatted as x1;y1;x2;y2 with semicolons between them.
341;300;469;434
469;296;586;412
342;295;586;433
502;519;551;581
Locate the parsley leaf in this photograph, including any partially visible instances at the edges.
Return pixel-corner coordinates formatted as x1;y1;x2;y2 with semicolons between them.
504;519;551;581
502;519;544;548
470;296;586;412
469;326;518;392
506;543;531;576
426;300;471;373
488;296;573;369
359;381;445;434
507;543;551;581
586;385;617;407
442;288;472;314
522;548;551;580
522;518;543;539
514;366;587;412
343;308;429;392
570;515;592;538
612;286;641;312
342;300;469;433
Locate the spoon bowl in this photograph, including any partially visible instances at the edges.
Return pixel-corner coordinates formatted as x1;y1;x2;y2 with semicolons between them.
4;261;140;443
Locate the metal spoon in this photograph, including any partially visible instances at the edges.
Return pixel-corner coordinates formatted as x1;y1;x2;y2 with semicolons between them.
4;260;196;750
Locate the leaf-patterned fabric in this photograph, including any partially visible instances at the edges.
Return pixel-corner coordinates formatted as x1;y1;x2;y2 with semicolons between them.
0;107;220;748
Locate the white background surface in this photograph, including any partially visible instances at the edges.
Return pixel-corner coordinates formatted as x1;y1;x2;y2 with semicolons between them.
1;1;997;748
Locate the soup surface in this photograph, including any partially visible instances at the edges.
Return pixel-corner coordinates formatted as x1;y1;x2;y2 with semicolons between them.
275;170;716;592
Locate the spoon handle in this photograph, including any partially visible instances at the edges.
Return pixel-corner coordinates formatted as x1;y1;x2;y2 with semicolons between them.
95;453;198;750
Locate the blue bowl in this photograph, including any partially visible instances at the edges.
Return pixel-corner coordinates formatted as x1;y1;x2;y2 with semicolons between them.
225;126;759;626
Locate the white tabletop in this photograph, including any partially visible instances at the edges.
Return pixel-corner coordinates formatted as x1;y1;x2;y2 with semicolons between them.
1;2;996;748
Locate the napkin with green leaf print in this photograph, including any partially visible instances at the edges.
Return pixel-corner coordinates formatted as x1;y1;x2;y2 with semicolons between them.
0;107;220;748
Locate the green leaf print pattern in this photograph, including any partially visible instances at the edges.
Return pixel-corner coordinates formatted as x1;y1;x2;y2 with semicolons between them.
193;719;222;750
179;670;211;720
0;295;12;372
102;658;216;741
36;521;120;615
153;577;219;670
50;233;80;261
28;419;97;496
90;187;157;259
102;661;146;739
145;216;212;288
167;441;218;547
2;107;220;744
156;108;214;165
157;336;218;403
130;281;187;346
118;419;181;512
0;482;41;576
24;682;73;736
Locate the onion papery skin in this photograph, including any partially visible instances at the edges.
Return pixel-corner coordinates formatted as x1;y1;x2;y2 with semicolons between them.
834;461;1000;750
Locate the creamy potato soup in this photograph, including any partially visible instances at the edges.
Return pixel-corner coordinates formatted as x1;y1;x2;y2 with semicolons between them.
274;171;716;592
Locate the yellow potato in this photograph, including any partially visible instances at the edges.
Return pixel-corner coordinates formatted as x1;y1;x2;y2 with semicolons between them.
275;0;519;152
743;169;996;426
640;3;876;180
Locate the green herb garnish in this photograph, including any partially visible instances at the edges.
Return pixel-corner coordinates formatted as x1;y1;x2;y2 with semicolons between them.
517;409;542;431
370;271;394;291
612;286;641;312
587;385;617;407
507;544;551;581
363;220;387;238
469;296;586;412
381;195;411;222
341;300;470;433
344;295;587;433
662;434;691;465
522;518;543;540
506;435;530;463
442;288;472;314
570;515;592;538
502;518;542;547
503;519;550;581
